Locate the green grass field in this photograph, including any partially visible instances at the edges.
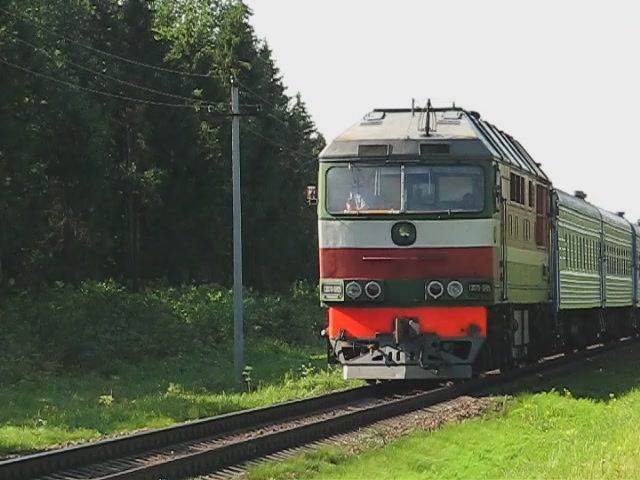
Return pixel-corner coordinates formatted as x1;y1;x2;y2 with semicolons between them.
0;282;355;457
0;340;349;457
247;345;640;480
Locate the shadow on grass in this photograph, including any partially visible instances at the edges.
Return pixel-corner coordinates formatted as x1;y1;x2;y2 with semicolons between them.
500;344;640;402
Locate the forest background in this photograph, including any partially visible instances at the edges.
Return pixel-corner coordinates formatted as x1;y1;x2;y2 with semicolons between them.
0;0;325;292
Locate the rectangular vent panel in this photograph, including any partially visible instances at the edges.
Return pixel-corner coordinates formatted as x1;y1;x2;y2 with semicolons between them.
420;143;451;155
358;144;390;157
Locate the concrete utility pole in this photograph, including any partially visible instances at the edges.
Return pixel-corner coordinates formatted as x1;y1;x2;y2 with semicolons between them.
231;79;244;385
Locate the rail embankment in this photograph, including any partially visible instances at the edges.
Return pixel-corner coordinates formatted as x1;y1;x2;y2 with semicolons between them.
246;344;640;480
0;281;347;457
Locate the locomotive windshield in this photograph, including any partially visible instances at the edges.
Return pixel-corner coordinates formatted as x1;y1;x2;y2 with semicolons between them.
326;164;484;214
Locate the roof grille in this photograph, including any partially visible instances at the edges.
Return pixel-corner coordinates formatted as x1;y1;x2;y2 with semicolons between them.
420;143;450;155
358;144;390;157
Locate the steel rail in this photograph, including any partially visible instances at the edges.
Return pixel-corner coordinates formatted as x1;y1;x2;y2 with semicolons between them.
0;384;380;480
2;337;637;480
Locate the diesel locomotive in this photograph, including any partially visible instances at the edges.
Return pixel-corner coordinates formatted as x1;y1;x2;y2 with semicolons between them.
312;103;640;381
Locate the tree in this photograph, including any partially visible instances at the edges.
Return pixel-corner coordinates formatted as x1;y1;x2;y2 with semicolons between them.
0;0;325;291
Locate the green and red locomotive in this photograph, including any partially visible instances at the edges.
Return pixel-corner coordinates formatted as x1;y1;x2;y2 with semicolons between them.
313;104;639;381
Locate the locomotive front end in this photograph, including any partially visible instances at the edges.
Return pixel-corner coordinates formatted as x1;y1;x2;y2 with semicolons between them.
318;108;500;381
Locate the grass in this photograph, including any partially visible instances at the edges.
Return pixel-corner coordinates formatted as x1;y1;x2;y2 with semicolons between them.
0;282;356;457
247;345;640;480
0;340;350;457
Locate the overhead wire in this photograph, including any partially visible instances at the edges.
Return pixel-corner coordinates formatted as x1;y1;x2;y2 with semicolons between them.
1;8;299;129
234;79;292;128
0;6;222;79
243;123;317;163
238;80;322;162
0;56;228;111
1;6;319;154
7;32;227;109
1;7;305;123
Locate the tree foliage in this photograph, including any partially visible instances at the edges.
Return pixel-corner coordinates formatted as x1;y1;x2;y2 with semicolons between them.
0;0;324;290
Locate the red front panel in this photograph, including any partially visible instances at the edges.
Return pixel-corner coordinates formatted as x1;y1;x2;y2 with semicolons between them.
328;306;487;338
320;247;494;279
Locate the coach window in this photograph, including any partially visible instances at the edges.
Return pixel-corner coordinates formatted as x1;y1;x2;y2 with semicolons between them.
580;238;584;270
617;247;621;275
569;235;573;269
620;248;624;275
625;249;629;275
617;248;621;275
569;233;575;270
618;248;621;275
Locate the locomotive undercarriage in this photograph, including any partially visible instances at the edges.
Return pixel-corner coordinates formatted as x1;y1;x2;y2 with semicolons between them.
332;332;485;380
328;305;640;381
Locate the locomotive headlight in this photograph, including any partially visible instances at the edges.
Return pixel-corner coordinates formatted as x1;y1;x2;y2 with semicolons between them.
447;280;464;299
426;281;444;299
364;281;382;300
345;281;363;300
391;221;417;246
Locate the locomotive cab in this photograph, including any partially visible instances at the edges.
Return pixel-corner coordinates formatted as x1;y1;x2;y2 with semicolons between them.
317;106;551;381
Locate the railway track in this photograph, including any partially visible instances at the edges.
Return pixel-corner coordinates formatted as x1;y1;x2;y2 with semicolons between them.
2;337;636;480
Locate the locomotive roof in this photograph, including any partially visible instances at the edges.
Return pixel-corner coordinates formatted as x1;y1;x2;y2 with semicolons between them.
320;107;548;180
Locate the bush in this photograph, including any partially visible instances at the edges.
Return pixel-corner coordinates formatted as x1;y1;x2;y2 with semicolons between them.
0;281;323;383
